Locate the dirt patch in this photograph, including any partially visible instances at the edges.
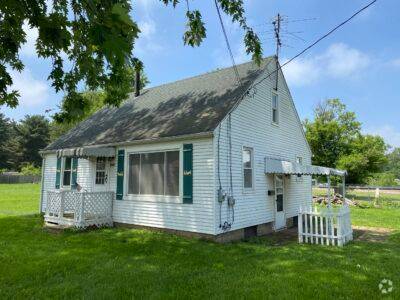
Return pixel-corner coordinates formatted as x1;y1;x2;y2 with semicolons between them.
353;226;394;243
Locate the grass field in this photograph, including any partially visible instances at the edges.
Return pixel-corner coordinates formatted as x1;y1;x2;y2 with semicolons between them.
0;184;399;299
313;188;400;230
0;183;40;215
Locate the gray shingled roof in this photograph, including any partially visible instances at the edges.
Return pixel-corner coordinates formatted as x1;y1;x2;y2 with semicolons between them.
46;57;274;150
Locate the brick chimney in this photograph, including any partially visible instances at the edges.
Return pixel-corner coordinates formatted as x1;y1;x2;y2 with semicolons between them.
134;68;140;97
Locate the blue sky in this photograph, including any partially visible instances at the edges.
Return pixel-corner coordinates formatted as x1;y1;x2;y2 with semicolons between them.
3;0;400;147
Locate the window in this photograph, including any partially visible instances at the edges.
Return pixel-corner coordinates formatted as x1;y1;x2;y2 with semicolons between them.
275;175;284;212
128;151;180;196
95;157;107;185
296;157;302;164
243;147;253;189
62;157;72;187
272;92;279;124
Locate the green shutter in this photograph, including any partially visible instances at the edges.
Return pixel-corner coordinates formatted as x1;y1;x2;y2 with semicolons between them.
183;144;193;204
116;149;125;200
55;157;61;189
71;158;78;190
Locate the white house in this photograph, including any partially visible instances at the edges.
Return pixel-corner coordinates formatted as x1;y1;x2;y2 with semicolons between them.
40;56;349;242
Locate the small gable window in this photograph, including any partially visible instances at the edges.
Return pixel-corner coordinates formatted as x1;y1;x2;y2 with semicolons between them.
62;157;72;187
243;147;253;189
272;92;279;124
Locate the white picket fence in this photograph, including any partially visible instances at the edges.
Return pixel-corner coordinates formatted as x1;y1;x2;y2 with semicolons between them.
45;190;114;228
298;205;353;246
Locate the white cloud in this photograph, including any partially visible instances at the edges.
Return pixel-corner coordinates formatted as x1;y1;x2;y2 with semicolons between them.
138;19;156;38
365;125;400;148
282;58;321;87
136;18;164;54
9;68;49;107
20;21;38;57
213;43;251;68
390;58;400;67
283;43;371;86
322;43;370;77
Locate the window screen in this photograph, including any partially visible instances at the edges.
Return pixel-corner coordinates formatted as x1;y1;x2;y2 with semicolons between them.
140;152;165;195
272;93;279;123
95;157;107;185
63;157;72;186
243;148;253;189
128;151;180;196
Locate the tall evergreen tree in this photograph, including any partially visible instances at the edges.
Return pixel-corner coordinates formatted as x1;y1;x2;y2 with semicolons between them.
15;115;50;168
0;113;13;169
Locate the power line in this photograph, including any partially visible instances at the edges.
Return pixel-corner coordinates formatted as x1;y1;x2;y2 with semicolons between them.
279;0;377;74
254;0;378;90
214;0;242;86
227;0;378;115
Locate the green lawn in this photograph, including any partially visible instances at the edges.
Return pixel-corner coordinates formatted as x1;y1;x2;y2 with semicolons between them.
314;187;400;230
0;184;399;299
0;183;40;215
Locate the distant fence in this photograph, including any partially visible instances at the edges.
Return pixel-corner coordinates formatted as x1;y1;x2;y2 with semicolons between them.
0;174;41;184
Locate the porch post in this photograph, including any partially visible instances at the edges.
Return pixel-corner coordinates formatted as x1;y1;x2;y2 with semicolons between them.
342;175;346;206
327;175;331;209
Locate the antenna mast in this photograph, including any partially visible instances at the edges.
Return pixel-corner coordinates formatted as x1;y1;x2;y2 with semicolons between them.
272;13;282;90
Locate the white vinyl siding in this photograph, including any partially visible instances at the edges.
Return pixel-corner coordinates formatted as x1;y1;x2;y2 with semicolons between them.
112;138;215;234
213;60;312;234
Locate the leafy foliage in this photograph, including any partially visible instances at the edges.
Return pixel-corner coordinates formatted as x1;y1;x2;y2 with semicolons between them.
385;148;400;179
304;99;387;183
20;163;41;176
367;172;399;186
0;0;262;122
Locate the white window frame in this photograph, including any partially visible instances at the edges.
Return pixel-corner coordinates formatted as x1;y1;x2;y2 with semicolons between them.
242;146;254;191
124;147;182;203
271;90;279;125
95;157;107;185
61;157;72;189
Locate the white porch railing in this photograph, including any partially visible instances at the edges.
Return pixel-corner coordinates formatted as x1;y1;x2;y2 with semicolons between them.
298;205;353;246
45;190;114;228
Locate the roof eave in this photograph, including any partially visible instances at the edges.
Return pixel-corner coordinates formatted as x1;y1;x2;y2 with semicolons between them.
40;131;214;155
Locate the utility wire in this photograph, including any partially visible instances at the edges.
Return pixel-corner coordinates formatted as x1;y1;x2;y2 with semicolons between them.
226;0;378;116
253;0;378;90
214;0;242;86
277;0;377;75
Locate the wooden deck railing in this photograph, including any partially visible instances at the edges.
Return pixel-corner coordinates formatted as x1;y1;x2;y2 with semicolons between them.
45;190;114;228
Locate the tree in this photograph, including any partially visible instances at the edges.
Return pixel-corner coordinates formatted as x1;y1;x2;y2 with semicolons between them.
337;135;387;183
304;99;387;184
15;115;50;168
304;99;361;167
385;148;400;179
0;0;261;122
50;68;149;140
0;113;14;169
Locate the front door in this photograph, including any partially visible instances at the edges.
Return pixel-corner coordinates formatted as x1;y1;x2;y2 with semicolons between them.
274;175;286;230
93;157;110;192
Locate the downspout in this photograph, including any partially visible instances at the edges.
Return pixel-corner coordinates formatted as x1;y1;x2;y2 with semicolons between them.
39;156;45;213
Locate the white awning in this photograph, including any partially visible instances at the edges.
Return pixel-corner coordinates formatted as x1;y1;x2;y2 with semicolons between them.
265;158;346;176
56;147;115;158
